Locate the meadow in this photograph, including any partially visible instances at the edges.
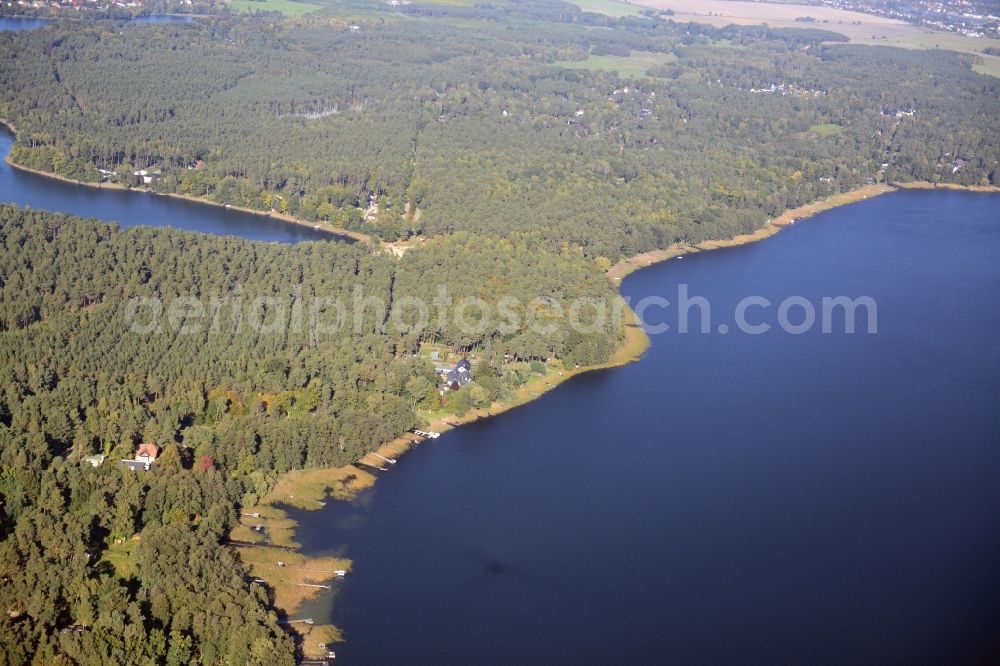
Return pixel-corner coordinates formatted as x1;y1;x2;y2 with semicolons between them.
569;0;645;18
554;50;678;78
225;0;321;15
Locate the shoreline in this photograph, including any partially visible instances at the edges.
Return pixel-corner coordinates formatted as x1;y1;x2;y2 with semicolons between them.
262;177;999;647
4;155;374;244
606;181;1000;281
606;183;895;280
293;185;915;487
239;302;650;655
0;120;374;245
6;125;999;650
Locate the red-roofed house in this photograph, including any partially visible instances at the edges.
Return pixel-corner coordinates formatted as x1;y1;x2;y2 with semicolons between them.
135;443;159;466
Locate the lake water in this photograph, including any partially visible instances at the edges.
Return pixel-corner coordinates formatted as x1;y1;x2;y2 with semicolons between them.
131;15;195;24
0;17;50;31
0;129;342;243
0;14;193;30
286;189;1000;664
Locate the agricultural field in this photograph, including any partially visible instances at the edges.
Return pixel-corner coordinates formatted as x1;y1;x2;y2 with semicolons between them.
225;0;322;15
568;0;645;18
619;0;1000;79
226;0;473;17
630;0;917;40
852;30;1000;78
416;0;476;5
554;50;678;78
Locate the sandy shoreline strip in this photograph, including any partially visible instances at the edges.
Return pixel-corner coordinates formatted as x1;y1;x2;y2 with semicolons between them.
607;181;1000;281
606;183;897;280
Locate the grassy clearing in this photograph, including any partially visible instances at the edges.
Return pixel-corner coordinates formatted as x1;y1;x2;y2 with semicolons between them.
225;0;321;16
808;123;844;137
554;50;677;79
568;0;644;18
235;545;350;614
100;539;138;579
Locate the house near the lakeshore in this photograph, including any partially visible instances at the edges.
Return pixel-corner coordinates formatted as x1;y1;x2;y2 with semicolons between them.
434;358;473;389
133;169;160;185
447;359;472;388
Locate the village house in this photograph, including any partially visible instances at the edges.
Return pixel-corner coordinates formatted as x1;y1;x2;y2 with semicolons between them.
447;358;472;388
136;443;158;465
116;442;159;472
434;358;472;389
363;193;379;221
133;169;160;185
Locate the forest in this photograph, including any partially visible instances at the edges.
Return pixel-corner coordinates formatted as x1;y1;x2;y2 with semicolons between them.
0;7;997;259
0;203;620;662
0;2;998;662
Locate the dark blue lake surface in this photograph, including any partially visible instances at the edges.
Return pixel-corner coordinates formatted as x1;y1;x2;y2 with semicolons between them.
0;15;192;30
131;14;195;24
0;17;50;30
288;189;1000;664
0;129;342;243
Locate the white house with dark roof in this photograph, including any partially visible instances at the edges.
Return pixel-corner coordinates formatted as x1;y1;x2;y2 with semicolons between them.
447;359;472;387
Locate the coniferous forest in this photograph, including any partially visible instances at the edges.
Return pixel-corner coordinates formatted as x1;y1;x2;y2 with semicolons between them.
0;204;619;663
1;0;998;662
1;8;997;257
